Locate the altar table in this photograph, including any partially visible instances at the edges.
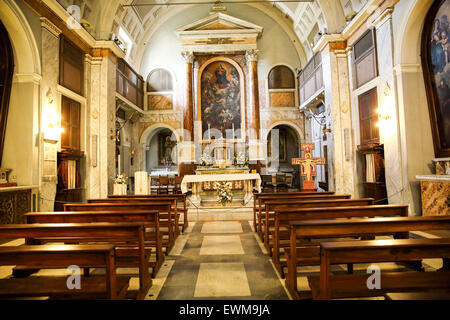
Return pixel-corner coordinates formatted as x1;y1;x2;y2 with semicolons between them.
181;173;261;206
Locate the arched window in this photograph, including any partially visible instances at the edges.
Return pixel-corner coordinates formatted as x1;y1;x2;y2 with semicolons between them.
147;68;174;110
267;65;296;107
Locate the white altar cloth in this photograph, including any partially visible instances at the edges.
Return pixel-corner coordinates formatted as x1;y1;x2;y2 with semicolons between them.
181;173;261;194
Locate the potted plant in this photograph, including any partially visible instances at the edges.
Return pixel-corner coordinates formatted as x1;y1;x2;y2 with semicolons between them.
113;173;128;195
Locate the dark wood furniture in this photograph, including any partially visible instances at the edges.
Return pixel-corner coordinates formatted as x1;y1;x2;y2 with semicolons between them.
157;176;169;195
107;194;188;232
0;244;129;300
25;210;163;278
0;222;149;299
64;202;176;252
285;215;450;299
311;238;450;299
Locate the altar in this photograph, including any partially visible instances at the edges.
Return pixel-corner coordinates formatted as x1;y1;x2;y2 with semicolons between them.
181;172;261;207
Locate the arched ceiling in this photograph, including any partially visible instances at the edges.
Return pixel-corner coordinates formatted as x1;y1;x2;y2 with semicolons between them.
56;0;369;70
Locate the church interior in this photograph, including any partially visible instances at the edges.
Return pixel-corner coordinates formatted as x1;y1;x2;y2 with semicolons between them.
0;0;449;302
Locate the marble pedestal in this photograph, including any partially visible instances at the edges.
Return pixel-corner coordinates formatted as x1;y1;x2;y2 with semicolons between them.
416;175;449;216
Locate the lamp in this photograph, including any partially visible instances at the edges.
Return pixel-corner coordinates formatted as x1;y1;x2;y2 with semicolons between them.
43;107;62;142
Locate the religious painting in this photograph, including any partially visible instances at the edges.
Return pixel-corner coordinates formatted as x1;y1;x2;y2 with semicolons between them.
422;0;450;157
158;133;177;165
200;61;242;138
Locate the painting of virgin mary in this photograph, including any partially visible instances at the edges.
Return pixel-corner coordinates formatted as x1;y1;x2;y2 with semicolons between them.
201;61;242;138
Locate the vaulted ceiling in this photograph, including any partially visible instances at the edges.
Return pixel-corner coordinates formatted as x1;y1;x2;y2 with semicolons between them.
56;0;369;70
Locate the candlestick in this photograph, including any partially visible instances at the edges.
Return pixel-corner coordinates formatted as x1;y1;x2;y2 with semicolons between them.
208;124;211;140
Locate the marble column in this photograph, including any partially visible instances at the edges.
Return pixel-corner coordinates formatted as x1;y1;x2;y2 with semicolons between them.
373;9;408;207
320;38;356;196
246;49;260;140
246;50;263;165
39;18;61;211
181;51;195;142
180;51;195;175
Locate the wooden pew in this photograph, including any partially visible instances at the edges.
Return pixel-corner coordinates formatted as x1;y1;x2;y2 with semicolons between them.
88;197;182;236
311;238;450;299
0;244;129;300
285;216;450;299
263;198;375;250
64;202;176;253
25;211;164;278
0;222;151;300
256;194;352;238
271;202;404;278
252;191;335;232
108;194;188;232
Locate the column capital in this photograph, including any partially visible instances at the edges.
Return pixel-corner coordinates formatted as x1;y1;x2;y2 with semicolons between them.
245;49;259;64
181;51;195;64
371;7;393;30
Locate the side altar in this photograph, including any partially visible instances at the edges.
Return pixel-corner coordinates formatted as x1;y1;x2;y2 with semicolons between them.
181;166;261;207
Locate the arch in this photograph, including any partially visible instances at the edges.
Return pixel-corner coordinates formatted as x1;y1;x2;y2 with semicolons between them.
0;0;41;75
263;121;304;143
147;68;174;92
268;65;296;89
139;123;181;145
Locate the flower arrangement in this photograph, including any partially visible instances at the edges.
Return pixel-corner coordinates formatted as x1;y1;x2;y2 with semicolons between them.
215;181;233;206
114;173;127;184
237;151;246;165
200;152;212;166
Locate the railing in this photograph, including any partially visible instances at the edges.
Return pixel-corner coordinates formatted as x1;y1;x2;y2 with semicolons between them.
116;58;144;110
297;52;323;106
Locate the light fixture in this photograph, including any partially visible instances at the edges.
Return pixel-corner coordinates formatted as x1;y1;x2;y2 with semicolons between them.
43;108;63;142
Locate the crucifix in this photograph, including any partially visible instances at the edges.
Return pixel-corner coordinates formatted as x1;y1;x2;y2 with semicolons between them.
292;143;326;191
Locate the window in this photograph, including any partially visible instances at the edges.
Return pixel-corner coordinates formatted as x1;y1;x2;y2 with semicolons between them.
147;68;174;111
268;66;296;108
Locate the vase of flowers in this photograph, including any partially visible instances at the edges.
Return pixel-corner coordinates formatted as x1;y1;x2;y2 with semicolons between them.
215;181;233;206
113;173;127;195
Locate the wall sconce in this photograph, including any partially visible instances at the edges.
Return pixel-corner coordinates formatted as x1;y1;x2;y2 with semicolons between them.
376;82;393;127
43;108;62;142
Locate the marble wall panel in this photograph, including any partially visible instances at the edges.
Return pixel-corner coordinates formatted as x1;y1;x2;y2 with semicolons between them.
269;92;295;107
148;94;173;110
420;181;449;216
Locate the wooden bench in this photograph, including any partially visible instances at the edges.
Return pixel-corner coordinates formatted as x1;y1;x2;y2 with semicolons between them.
25;211;164;278
88;197;182;236
108;194;188;232
0;222;151;300
271;202;403;278
64;202;176;253
263;198;375;249
252;191;335;232
385;291;450;300
285;216;450;299
310;238;450;299
0;244;129;300
256;194;352;238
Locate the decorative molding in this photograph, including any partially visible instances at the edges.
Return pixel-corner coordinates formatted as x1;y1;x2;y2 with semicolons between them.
181;51;195;64
40;17;62;37
393;63;422;74
371;8;394;30
313;34;346;53
13;73;42;84
245;49;259;64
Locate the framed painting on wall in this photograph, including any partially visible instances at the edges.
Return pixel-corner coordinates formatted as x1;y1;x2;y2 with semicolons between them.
422;0;450;157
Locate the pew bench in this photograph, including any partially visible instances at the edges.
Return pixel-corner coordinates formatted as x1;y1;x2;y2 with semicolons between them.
308;238;450;299
64;202;176;253
255;194;351;238
285;216;450;300
0;222;151;300
271;203;406;278
24;211;164;278
0;244;130;300
263;198;375;251
107;194;188;232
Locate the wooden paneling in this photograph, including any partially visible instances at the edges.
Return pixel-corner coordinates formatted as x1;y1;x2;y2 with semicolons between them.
60;36;84;96
61;96;81;151
298;53;323;105
358;87;379;146
0;189;31;224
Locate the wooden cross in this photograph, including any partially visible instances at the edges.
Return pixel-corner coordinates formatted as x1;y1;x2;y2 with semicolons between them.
292;143;326;191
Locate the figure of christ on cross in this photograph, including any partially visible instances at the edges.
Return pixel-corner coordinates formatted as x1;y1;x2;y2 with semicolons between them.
292;143;326;191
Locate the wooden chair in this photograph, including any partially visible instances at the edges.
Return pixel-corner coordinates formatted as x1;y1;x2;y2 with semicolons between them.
158;176;169;195
173;176;183;194
261;175;275;193
276;173;289;192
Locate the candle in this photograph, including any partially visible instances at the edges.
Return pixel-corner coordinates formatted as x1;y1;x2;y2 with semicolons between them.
232;123;234;140
208;124;211;140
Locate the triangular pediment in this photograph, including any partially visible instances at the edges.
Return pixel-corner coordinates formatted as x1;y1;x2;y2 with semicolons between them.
176;13;263;35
